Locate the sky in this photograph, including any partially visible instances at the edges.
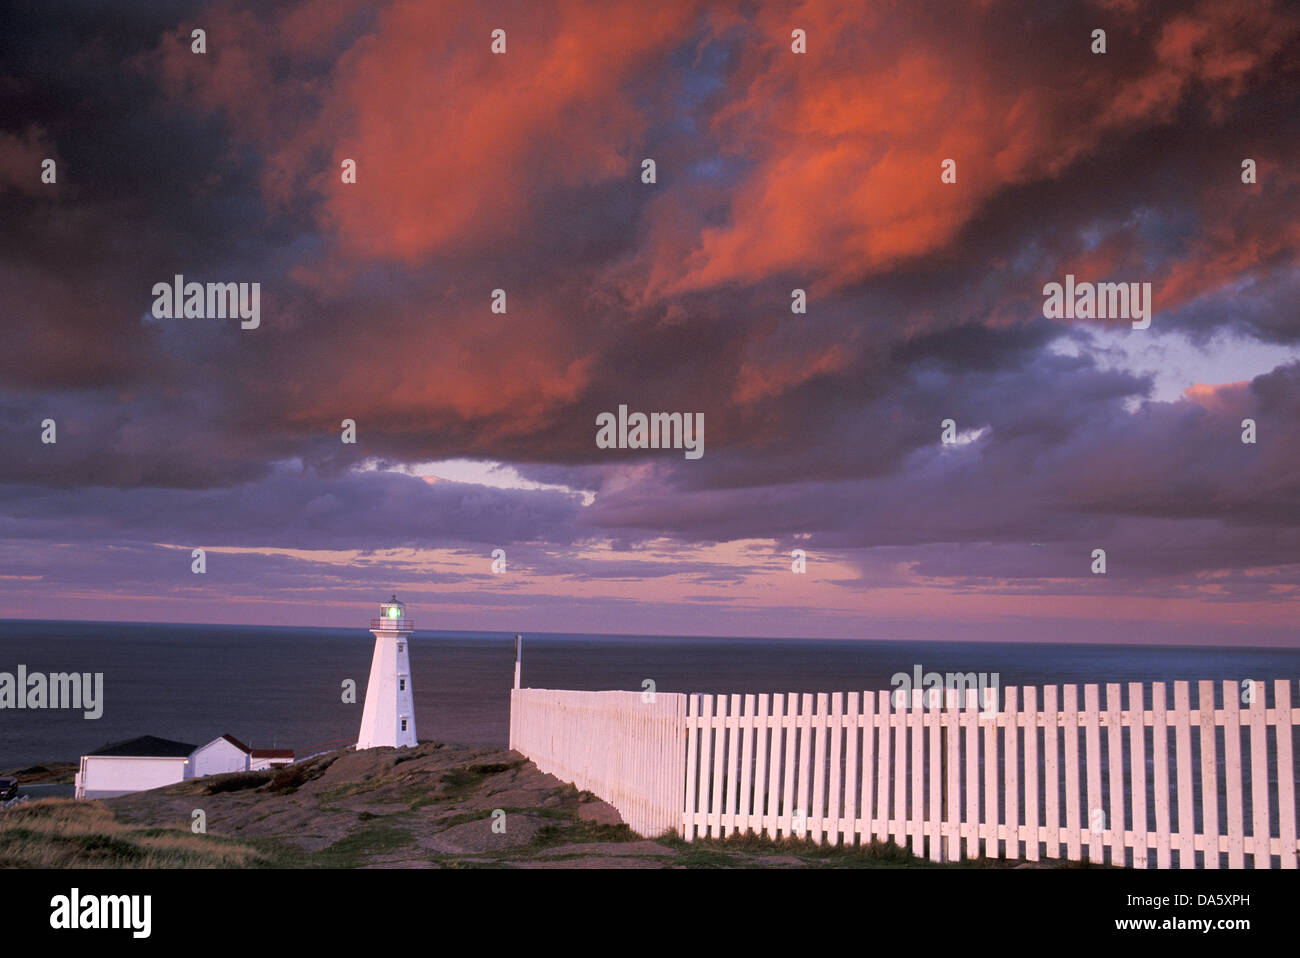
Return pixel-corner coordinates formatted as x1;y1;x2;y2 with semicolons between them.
0;0;1297;645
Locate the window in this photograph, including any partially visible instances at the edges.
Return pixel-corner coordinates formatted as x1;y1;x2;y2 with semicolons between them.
397;642;404;652
399;679;405;691
400;719;407;732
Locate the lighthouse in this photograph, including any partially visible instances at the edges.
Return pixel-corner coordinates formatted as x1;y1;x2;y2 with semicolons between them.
356;595;417;750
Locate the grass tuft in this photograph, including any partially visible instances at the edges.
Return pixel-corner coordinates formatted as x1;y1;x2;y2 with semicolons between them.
0;798;264;868
204;771;272;795
268;755;337;795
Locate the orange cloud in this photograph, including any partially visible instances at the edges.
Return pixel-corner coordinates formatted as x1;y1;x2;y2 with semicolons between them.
154;0;702;263
276;298;596;448
629;0;1300;300
1183;380;1248;412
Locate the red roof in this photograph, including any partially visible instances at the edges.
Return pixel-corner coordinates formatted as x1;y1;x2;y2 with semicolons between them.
251;749;294;758
220;734;251;754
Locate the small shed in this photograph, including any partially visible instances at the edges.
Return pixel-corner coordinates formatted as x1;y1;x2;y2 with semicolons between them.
191;734;252;777
250;748;294;771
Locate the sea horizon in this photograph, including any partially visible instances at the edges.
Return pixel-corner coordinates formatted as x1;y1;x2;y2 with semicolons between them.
2;615;1295;652
4;617;1298;770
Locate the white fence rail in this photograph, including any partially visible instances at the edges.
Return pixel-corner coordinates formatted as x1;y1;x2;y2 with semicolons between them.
511;679;1300;867
509;688;686;838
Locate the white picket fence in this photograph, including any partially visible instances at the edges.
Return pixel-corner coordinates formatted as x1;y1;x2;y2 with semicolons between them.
510;679;1300;868
509;688;686;838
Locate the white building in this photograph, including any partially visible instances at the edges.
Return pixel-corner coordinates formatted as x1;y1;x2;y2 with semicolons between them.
190;733;251;777
249;748;294;770
74;735;196;800
75;733;294;798
356;595;417;749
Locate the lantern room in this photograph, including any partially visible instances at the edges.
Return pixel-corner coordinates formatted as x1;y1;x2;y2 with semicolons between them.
371;594;412;631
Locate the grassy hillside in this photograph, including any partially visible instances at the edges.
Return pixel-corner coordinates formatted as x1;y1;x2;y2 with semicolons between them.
1;743;1079;868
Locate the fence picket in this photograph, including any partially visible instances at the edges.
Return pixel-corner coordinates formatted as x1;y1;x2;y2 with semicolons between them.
1084;684;1103;863
1152;683;1172;869
740;693;756;837
782;692;798;839
685;694;699;840
1247;680;1271;868
894;691;908;848
844;692;859;846
1024;685;1039;863
928;687;943;862
858;691;873;846
964;688;979;860
1063;684;1082;861
702;696;722;837
798;693;814;839
724;694;740;837
1128;682;1149;868
1044;685;1060;860
911;689;925;857
1222;680;1244;868
983;692;998;859
812;692;828;843
765;693;783;840
1198;681;1219;869
945;687;961;861
1104;684;1124;866
876;691;890;843
828;692;844;845
1004;688;1019;861
1173;682;1195;868
752;694;769;839
1275;681;1297;870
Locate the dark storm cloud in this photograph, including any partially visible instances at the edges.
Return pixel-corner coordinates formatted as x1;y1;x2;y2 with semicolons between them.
0;1;319;391
578;358;1300;572
0;465;586;549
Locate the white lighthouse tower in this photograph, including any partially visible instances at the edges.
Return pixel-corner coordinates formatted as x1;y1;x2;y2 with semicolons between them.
357;595;417;750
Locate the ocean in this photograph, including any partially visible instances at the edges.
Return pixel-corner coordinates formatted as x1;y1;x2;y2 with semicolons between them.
2;618;1299;769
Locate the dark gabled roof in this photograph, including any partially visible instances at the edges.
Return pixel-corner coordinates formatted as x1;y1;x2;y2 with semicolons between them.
87;735;197;758
219;733;251;753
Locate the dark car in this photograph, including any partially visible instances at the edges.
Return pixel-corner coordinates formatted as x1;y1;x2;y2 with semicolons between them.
0;777;17;801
